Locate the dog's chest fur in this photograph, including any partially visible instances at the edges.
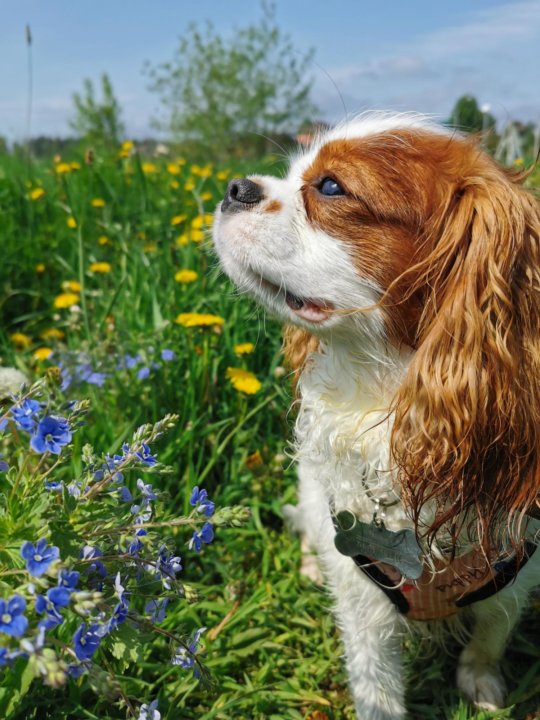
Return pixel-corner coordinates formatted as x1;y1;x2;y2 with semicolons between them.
294;341;414;532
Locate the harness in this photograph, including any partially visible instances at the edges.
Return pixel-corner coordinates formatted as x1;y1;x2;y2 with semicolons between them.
332;510;537;621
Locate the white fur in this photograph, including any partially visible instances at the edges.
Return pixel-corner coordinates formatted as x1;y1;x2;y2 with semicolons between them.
213;113;540;719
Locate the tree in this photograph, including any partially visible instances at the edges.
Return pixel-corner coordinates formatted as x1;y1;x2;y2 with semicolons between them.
145;3;318;159
448;95;496;134
70;73;125;148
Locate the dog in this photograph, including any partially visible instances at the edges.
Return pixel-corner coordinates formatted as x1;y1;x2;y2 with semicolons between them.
213;112;540;719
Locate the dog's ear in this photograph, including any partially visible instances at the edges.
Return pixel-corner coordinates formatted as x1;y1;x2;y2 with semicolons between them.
391;165;540;550
282;325;319;391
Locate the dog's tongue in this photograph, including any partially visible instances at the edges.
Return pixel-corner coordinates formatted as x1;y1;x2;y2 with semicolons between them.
285;291;331;323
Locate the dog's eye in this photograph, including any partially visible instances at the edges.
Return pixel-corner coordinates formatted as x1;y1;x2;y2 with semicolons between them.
319;177;345;197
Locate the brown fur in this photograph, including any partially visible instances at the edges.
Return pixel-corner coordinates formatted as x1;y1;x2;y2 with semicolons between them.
290;129;540;552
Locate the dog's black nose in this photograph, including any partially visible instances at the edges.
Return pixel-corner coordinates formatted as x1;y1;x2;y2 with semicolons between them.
221;178;264;213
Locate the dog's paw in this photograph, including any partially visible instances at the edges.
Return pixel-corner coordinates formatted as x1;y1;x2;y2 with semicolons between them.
299;548;324;585
457;647;506;711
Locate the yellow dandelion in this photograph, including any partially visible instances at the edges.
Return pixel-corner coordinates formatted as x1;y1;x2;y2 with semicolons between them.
175;233;189;247
89;262;112;274
234;342;255;355
62;280;81;293
98;235;110;245
55;162;72;174
176;157;186;166
91;198;106;208
61;280;81;293
185;178;196;192
175;312;224;328
35;263;46;274
191;164;212;178
170;180;180;190
174;269;198;284
191;214;214;229
190;229;205;243
200;191;213;202
167;163;180;175
121;140;134;151
67;216;77;229
10;332;32;348
70;162;81;171
216;170;230;181
171;214;187;226
33;347;54;361
54;292;80;309
142;162;157;174
226;367;262;395
29;187;45;201
40;328;65;341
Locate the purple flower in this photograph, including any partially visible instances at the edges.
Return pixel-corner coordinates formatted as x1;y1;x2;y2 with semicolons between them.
138;700;161;720
161;349;175;361
0;595;28;637
189;522;214;553
137;367;150;380
21;539;60;577
137;478;157;500
189;486;215;517
85;372;106;387
30;416;72;454
11;399;42;432
123;354;140;370
73;623;102;661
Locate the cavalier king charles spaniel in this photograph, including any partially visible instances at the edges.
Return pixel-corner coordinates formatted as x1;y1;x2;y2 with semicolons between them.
213;113;540;719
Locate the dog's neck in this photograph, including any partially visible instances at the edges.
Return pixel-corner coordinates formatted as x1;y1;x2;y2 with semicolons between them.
294;337;414;529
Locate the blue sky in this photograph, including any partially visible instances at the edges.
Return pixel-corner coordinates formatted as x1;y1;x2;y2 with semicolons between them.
1;0;539;140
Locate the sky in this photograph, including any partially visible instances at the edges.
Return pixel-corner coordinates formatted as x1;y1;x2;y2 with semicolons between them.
1;0;539;141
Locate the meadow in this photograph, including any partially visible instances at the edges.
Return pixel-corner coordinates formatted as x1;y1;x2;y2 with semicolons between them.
0;141;539;720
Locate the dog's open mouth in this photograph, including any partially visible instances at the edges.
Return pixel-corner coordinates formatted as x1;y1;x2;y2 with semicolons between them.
256;275;333;323
284;290;333;323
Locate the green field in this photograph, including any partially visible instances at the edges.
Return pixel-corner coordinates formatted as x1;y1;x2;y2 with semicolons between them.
0;143;539;719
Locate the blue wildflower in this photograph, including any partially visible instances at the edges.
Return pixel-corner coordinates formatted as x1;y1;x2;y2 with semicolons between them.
35;592;64;630
11;398;42;432
44;480;63;491
117;485;133;502
73;622;102;661
145;598;169;624
21;539;60;577
172;627;206;672
161;349;175;361
155;546;182;589
189;486;215;517
135;444;157;466
81;545;107;578
0;595;28;637
137;478;157;500
137;367;150;380
123;353;140;370
189;522;214;553
30;416;72;454
67;661;91;678
0;454;8;472
58;569;80;591
104;601;128;634
138;700;161;720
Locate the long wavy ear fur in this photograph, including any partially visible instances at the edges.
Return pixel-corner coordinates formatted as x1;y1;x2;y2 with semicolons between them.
391;162;540;553
282;325;319;391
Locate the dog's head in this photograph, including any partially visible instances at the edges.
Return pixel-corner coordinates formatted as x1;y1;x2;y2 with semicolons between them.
213;112;540;547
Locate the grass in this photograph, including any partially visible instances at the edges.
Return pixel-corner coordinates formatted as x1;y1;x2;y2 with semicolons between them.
0;143;539;719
